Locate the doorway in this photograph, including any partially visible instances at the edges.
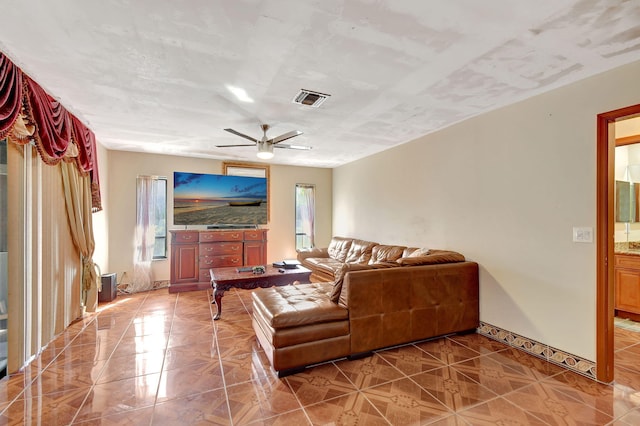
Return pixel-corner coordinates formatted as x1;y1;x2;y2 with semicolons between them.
596;103;640;383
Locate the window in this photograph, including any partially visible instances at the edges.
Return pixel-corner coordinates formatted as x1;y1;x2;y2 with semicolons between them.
295;184;315;250
152;177;167;259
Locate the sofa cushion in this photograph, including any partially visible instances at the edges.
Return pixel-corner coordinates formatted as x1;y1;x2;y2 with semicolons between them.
307;258;344;277
252;282;348;329
369;245;406;264
397;250;465;266
345;239;378;264
327;237;353;262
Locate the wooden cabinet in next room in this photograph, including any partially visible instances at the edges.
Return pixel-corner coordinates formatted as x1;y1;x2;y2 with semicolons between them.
169;229;267;293
614;253;640;321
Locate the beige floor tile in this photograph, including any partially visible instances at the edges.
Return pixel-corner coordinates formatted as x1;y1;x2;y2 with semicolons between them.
457;396;548;425
226;376;301;423
304;391;390;425
377;344;444;376
156;363;225;402
504;381;613;425
415;338;481;365
410;365;497;412
285;363;357;407
334;353;405;390
74;373;161;422
151;388;230;425
361;377;451;424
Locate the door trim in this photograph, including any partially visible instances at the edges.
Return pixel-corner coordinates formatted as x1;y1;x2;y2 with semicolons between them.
596;103;640;382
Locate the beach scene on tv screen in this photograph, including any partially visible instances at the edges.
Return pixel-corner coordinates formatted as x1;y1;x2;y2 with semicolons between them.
173;171;267;225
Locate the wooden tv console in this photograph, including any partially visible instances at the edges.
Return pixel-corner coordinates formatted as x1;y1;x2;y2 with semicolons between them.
169;229;267;293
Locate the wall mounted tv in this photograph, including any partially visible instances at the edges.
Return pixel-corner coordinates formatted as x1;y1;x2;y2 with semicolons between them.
173;171;267;226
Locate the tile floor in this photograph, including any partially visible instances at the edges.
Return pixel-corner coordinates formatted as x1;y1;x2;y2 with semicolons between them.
1;288;640;425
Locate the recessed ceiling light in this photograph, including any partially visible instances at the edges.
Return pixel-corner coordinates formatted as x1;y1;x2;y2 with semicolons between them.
226;85;254;103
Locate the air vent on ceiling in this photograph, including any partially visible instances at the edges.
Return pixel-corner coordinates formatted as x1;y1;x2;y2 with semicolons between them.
292;89;330;108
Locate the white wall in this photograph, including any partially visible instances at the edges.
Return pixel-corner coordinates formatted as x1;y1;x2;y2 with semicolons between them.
333;60;640;362
617;117;640;138
106;151;332;283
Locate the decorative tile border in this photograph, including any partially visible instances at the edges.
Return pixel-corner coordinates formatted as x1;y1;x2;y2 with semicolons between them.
477;321;597;380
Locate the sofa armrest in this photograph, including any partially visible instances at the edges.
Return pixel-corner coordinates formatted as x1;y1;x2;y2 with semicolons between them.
296;247;329;261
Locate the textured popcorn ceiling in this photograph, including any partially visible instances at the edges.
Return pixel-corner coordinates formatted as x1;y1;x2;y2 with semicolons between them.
0;0;639;167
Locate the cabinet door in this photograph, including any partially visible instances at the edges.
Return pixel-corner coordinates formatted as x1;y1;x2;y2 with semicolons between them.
615;268;640;314
244;241;266;266
171;244;199;283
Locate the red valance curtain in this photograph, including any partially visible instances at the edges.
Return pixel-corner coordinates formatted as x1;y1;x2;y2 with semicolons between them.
0;53;22;140
72;116;102;211
0;51;102;211
24;76;72;163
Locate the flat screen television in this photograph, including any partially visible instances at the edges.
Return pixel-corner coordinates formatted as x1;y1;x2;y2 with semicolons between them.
173;171;268;226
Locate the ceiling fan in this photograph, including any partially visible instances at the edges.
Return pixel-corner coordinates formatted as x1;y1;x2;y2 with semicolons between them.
217;124;311;159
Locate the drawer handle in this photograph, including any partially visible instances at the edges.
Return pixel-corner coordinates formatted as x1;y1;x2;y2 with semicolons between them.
231;245;240;251
204;260;213;265
231;233;240;238
231;258;239;264
183;235;193;240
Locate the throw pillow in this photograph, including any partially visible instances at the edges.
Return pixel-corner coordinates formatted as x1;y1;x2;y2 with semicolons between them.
369;245;406;264
408;247;431;257
397;250;465;266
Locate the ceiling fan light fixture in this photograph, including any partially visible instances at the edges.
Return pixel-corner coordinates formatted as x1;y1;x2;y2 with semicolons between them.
256;141;274;159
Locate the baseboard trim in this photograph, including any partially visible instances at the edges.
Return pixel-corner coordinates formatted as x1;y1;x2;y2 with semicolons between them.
477;321;597;380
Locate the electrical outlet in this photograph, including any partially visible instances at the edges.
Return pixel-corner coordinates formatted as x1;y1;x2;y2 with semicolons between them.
573;227;593;243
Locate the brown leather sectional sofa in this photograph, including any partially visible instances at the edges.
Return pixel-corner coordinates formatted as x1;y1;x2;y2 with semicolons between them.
251;237;479;376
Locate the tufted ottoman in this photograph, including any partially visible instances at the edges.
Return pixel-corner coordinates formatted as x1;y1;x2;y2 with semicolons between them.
251;281;350;376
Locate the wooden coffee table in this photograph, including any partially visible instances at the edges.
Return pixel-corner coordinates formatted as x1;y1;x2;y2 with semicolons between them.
210;265;311;320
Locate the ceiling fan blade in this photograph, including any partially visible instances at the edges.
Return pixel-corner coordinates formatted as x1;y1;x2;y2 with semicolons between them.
224;128;258;143
268;130;303;145
216;144;256;148
273;143;312;150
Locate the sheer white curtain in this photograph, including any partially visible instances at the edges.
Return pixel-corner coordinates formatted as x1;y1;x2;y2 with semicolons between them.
131;175;157;293
297;184;315;248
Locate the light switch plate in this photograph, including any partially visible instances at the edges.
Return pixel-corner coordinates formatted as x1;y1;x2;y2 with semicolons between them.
573;227;593;243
